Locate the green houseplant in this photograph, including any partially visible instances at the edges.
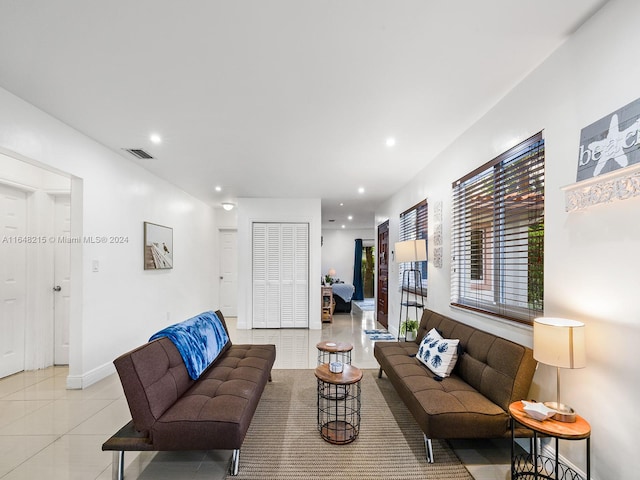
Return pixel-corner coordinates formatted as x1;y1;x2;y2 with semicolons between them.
399;319;419;341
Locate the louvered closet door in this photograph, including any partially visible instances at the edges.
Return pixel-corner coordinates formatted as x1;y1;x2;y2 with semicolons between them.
252;223;281;328
280;223;308;328
293;224;308;327
252;224;268;328
265;224;281;328
252;222;308;328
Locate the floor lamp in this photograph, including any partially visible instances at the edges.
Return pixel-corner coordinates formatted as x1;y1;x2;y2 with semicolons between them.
395;239;427;341
533;317;586;422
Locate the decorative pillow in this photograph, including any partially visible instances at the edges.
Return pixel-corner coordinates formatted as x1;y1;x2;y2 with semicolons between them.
416;328;460;378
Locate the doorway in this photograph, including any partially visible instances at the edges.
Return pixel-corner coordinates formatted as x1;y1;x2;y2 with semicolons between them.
0;152;72;377
377;220;389;329
362;244;375;298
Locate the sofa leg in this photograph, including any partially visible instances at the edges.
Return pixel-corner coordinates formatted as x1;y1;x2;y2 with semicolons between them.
112;451;124;480
378;367;383;378
229;449;240;476
424;435;434;463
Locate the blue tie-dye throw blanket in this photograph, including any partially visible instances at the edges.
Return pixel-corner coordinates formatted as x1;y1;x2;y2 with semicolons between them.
149;310;229;380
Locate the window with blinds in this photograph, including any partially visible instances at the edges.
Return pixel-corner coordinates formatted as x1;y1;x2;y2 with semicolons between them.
451;132;544;325
399;200;428;293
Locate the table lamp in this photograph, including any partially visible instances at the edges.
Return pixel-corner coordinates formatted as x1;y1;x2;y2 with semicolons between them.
533;317;586;422
395;239;427;264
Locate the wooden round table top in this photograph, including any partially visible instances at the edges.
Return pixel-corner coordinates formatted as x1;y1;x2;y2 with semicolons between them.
509;401;591;440
316;341;354;353
314;364;362;385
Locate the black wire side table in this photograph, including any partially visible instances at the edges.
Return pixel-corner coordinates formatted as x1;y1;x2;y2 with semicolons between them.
315;363;362;445
316;341;353;366
509;401;591;480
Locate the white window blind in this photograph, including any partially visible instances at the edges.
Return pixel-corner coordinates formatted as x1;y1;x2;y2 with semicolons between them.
451;132;544;325
399;200;428;293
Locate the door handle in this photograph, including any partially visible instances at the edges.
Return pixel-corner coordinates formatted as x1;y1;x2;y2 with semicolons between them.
53;286;62;292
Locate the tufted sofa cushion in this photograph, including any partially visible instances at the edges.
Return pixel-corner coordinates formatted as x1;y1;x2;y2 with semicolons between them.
374;309;536;440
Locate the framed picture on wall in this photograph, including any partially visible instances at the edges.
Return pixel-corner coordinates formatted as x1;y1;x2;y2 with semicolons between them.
143;222;173;270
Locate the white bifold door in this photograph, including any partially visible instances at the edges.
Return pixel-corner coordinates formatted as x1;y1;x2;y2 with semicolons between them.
252;222;308;328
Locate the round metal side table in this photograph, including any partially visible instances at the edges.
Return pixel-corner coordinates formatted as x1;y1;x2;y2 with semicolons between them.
316;341;353;366
315;363;362;445
509;401;590;480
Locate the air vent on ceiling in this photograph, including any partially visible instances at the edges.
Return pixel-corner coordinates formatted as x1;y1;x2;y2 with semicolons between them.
124;148;154;159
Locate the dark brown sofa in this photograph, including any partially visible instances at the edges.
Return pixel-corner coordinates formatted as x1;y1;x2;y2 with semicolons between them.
374;308;536;462
102;310;276;478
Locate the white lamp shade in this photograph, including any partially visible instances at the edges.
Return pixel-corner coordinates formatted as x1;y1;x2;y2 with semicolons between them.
395;239;427;263
533;317;586;369
328;268;336;276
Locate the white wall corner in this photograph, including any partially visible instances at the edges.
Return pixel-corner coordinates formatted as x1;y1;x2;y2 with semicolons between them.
66;361;115;390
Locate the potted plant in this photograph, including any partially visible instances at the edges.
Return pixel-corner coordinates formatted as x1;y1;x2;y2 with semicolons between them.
400;319;419;341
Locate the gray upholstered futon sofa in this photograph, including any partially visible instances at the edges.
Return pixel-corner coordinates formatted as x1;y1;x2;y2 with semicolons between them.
102;310;276;478
374;308;536;463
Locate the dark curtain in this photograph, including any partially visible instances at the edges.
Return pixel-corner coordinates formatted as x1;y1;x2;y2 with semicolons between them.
353;238;364;301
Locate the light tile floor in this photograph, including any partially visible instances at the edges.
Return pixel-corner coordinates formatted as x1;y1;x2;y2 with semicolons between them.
0;307;511;479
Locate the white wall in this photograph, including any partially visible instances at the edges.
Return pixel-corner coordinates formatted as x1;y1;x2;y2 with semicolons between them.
377;1;639;478
321;228;374;284
236;197;322;329
0;87;217;388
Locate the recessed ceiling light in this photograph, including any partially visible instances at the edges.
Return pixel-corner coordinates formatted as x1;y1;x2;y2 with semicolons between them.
215;186;222;192
339;202;344;206
358;187;365;194
348;215;353;220
386;137;396;147
341;224;346;229
150;133;162;144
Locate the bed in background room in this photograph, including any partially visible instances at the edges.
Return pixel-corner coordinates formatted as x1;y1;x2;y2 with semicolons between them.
331;283;355;313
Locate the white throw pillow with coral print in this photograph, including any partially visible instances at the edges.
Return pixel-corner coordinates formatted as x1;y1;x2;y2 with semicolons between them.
416;328;459;378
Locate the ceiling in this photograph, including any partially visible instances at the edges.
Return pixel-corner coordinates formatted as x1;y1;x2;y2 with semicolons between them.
0;0;608;230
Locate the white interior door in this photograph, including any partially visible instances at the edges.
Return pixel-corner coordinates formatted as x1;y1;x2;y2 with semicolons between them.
280;223;308;328
218;229;238;317
54;195;70;365
0;184;27;378
252;223;267;328
252;222;308;329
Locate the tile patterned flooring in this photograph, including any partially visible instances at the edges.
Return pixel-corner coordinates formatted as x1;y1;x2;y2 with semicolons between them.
0;307;510;479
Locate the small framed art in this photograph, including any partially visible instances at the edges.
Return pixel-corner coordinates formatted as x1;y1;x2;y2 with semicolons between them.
143;222;173;270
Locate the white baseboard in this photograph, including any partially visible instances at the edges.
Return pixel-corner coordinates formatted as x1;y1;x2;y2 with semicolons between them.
66;362;116;389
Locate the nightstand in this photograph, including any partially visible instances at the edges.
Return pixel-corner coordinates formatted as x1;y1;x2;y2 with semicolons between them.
321;286;333;323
